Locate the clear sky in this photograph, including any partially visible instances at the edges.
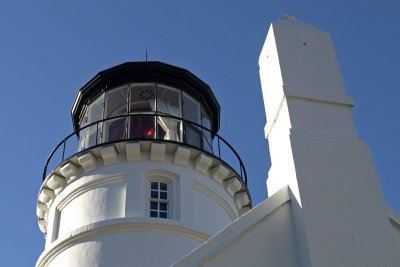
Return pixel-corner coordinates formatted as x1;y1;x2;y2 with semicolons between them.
1;0;399;265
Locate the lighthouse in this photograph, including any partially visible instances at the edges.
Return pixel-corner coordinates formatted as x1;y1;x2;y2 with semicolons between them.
35;62;251;267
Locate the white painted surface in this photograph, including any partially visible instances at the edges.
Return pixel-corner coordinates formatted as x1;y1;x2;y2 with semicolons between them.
388;207;400;251
126;142;141;162
38;218;209;267
174;186;302;267
174;146;191;167
78;152;97;173
259;15;400;266
60;162;79;183
37;142;249;266
193;185;233;233
57;174;126;238
198;202;298;267
100;145;119;166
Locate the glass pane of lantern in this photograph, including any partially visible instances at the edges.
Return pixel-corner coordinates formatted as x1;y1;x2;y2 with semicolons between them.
129;115;155;139
157;85;181;117
104;118;127;143
130;83;155;112
88;94;104;124
202;133;213;153
85;123;102;147
78;128;87;151
150;211;157;218
185;124;201;148
183;92;200;124
201;107;211;130
201;108;213;153
78;109;89;151
157;117;182;142
159;212;167;218
105;85;128;118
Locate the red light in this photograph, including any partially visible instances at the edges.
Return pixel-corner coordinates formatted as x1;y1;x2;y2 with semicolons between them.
146;128;154;136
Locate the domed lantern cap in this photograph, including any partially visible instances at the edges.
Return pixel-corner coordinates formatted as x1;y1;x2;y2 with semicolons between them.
71;61;220;134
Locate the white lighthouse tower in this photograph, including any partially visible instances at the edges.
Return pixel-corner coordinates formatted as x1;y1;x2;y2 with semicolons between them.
35;62;251;267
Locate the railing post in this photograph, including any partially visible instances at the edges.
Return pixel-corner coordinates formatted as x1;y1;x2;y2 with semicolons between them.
96;123;99;145
218;137;221;158
62;140;66;161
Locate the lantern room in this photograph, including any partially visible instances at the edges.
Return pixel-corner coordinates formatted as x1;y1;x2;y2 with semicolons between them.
71;61;220;155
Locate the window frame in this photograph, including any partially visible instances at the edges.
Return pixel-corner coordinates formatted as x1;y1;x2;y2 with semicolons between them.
149;181;169;219
147;176;172;219
144;170;179;220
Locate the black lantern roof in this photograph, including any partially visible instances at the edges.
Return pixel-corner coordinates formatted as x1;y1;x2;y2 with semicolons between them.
71;61;220;134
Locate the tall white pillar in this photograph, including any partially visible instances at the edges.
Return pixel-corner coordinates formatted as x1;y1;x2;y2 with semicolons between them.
259;15;399;266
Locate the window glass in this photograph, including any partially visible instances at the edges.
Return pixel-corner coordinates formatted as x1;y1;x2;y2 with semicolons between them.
130;83;155;112
160;203;167;211
160;191;167;200
157;85;181;117
78;108;88;151
103;118;127;143
88;94;104;124
150;210;158;218
105;86;128;118
150;202;158;210
182;92;200;124
201;107;213;153
202;133;213;153
79;94;104;149
79;123;102;150
160;183;167;191
157;117;182;142
151;182;158;190
129;115;155;139
79;107;88;128
151;191;158;199
185;125;201;148
201;107;211;130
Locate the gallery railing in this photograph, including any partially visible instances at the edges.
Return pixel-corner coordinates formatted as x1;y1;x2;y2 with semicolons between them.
43;113;247;185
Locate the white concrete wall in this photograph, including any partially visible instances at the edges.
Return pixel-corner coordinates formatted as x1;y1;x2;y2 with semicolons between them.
57;174;126;239
193;187;234;233
199;202;299;267
43;219;206;267
259;15;400;266
45;151;239;242
37;142;250;266
388;207;400;252
173;187;304;267
390;220;400;251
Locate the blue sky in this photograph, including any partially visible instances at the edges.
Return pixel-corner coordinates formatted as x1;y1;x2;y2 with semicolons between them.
0;0;399;265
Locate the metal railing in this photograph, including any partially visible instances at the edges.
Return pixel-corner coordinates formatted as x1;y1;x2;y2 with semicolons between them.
43;113;247;185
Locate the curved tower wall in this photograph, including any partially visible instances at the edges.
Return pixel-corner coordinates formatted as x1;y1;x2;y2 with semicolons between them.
37;141;250;267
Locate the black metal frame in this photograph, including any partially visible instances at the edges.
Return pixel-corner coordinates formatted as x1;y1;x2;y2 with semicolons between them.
43;114;248;188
